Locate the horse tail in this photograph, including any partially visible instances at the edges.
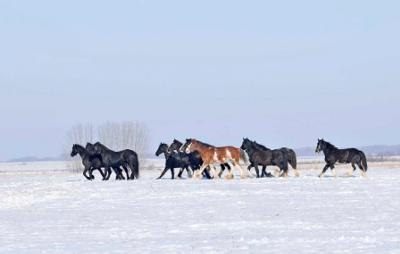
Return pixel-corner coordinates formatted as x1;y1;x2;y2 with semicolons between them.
361;152;368;172
288;149;297;169
240;149;249;164
128;153;140;179
134;156;140;179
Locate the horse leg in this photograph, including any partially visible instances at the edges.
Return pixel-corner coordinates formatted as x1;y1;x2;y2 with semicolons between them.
274;168;281;176
357;161;367;178
83;167;91;180
319;164;330;178
88;167;95;180
247;163;253;174
330;164;336;178
254;163;260;178
195;164;209;179
261;166;267;177
211;165;220;179
122;165;130;180
213;165;221;179
177;168;185;178
218;164;228;178
263;167;274;177
186;166;193;178
204;167;212;179
171;168;175;179
98;168;106;180
347;163;356;177
114;167;125;180
278;160;289;177
157;167;169;179
105;166;113;180
237;160;250;179
224;166;234;179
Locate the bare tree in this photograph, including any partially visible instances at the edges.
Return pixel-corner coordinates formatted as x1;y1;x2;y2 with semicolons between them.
66;121;149;173
98;121;149;165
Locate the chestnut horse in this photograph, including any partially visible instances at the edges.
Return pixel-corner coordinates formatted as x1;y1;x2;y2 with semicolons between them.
182;139;250;179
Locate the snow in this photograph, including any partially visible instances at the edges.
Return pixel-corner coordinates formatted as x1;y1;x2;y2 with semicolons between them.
1;166;400;253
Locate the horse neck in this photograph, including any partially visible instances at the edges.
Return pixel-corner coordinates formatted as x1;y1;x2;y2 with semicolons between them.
174;141;183;150
97;143;112;153
195;139;216;148
191;141;208;152
172;143;182;151
161;148;172;159
75;145;88;158
322;142;337;155
248;146;259;155
252;142;270;151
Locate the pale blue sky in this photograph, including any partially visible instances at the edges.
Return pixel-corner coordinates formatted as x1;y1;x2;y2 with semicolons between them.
0;1;399;160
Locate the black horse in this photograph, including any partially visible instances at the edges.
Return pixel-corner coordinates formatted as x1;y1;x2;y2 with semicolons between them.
168;139;211;179
86;142;140;180
155;143;192;179
315;139;368;177
70;144;106;180
85;143;126;180
240;138;288;177
248;140;299;177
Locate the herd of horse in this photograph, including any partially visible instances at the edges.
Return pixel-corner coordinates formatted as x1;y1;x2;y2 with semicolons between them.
71;138;368;180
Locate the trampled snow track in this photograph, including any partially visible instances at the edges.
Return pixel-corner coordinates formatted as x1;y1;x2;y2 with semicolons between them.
0;169;399;253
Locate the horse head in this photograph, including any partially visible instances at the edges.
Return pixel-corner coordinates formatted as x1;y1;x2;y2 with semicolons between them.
155;143;169;156
70;144;79;157
315;139;324;153
240;138;252;151
182;139;194;153
71;144;85;157
93;142;107;154
168;139;183;153
85;142;96;154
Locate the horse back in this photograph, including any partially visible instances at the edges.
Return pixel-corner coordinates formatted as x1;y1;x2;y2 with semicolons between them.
337;148;363;163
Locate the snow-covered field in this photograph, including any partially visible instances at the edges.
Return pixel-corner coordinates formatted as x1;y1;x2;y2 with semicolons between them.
1;164;400;253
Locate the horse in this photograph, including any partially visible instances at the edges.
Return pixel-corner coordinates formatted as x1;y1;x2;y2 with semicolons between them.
86;142;140;180
247;140;299;177
155;143;193;179
182;139;250;179
70;144;106;180
315;139;368;177
240;138;290;177
168;139;215;179
85;143;126;180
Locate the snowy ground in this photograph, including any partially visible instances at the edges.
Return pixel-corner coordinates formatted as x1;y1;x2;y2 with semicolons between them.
1;166;400;253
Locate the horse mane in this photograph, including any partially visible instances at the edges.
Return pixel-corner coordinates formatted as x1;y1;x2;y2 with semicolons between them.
73;144;84;149
193;139;215;148
173;139;182;144
322;140;338;150
252;140;270;150
73;144;87;152
94;142;117;153
172;139;183;148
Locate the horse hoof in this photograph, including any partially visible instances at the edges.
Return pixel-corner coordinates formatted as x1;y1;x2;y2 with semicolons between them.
224;175;234;180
